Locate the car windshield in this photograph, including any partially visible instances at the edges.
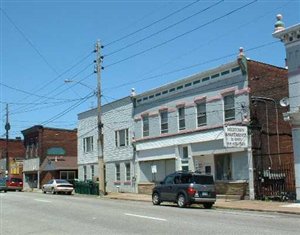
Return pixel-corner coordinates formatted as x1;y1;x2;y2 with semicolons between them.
56;180;69;184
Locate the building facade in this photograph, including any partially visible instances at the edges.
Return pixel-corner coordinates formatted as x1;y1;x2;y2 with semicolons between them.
0;138;25;179
273;15;300;201
77;97;135;193
21;126;77;189
77;51;293;198
132;55;293;198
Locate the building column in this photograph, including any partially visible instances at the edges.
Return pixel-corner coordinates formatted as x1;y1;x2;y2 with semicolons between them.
273;15;300;201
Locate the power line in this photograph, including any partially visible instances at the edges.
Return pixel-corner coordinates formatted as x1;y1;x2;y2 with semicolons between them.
0;81;75;101
11;63;94;114
131;0;292;82
41;92;94;126
104;40;277;91
105;0;223;57
105;0;257;68
0;7;58;74
105;0;201;47
14;72;95;115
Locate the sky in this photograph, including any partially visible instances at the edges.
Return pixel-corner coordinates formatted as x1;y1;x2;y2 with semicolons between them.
0;0;299;138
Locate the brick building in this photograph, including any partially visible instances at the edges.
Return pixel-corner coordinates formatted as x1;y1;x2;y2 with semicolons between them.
21;125;77;190
0;138;25;178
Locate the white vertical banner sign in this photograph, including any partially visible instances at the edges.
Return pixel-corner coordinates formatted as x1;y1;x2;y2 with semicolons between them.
224;126;248;148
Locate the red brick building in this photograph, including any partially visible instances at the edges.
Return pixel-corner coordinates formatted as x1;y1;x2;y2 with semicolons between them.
247;60;295;199
21;126;77;189
0;138;25;178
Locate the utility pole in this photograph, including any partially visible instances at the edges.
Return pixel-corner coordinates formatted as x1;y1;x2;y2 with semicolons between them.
94;40;106;196
5;104;10;177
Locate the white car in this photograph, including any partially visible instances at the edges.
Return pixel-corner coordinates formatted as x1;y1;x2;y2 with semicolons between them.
42;179;74;195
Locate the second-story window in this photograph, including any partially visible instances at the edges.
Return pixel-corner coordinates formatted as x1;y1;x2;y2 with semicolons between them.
160;110;168;134
143;115;149;137
224;94;235;121
178;107;186;130
115;129;129;147
197;102;207;127
83;136;94;153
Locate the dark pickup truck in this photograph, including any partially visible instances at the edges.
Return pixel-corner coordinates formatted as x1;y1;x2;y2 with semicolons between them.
152;171;216;208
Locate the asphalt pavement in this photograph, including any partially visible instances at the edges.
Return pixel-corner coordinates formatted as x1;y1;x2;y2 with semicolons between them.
104;192;300;215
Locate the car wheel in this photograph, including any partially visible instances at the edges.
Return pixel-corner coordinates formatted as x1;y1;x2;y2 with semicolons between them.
203;203;213;209
152;192;161;205
67;192;72;195
177;194;187;208
51;188;56;194
42;189;46;194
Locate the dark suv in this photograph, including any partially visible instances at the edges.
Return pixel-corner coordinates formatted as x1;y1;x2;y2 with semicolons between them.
152;171;216;208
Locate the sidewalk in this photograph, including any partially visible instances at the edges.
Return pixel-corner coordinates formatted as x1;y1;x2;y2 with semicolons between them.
105;192;300;215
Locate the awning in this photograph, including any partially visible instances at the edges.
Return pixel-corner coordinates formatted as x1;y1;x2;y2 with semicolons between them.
136;129;224;151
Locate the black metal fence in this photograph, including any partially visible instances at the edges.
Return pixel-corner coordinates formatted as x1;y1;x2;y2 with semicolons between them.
255;163;295;201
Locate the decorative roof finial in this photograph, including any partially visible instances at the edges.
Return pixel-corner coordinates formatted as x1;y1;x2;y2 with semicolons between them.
238;47;245;58
130;88;136;97
274;14;285;32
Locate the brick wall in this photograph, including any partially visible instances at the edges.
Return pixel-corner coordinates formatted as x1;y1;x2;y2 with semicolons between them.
248;60;293;168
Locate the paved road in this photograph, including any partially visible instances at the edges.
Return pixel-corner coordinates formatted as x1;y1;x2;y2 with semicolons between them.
0;192;299;235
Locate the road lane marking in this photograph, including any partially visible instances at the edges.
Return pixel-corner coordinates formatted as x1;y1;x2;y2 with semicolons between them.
125;213;167;221
34;199;52;203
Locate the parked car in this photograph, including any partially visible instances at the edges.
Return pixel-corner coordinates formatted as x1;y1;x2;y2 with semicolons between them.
0;177;7;193
152;171;216;208
6;177;23;191
42;179;74;195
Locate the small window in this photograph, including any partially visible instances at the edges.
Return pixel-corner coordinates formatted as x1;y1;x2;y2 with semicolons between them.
182;146;188;159
143;97;148;101
231;67;240;72
193;80;200;85
185;83;192;87
160;110;168;134
202;77;210;82
125;163;131;181
177;85;183;90
197;102;207;126
83;136;94;153
115;129;129;147
169;88;175;92
224;94;235;121
162;90;168;94
221;70;230;76
115;164;120;181
211;73;220;79
137;99;142;103
149;95;154;99
155;93;161;97
178;107;185;130
143;115;149;137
